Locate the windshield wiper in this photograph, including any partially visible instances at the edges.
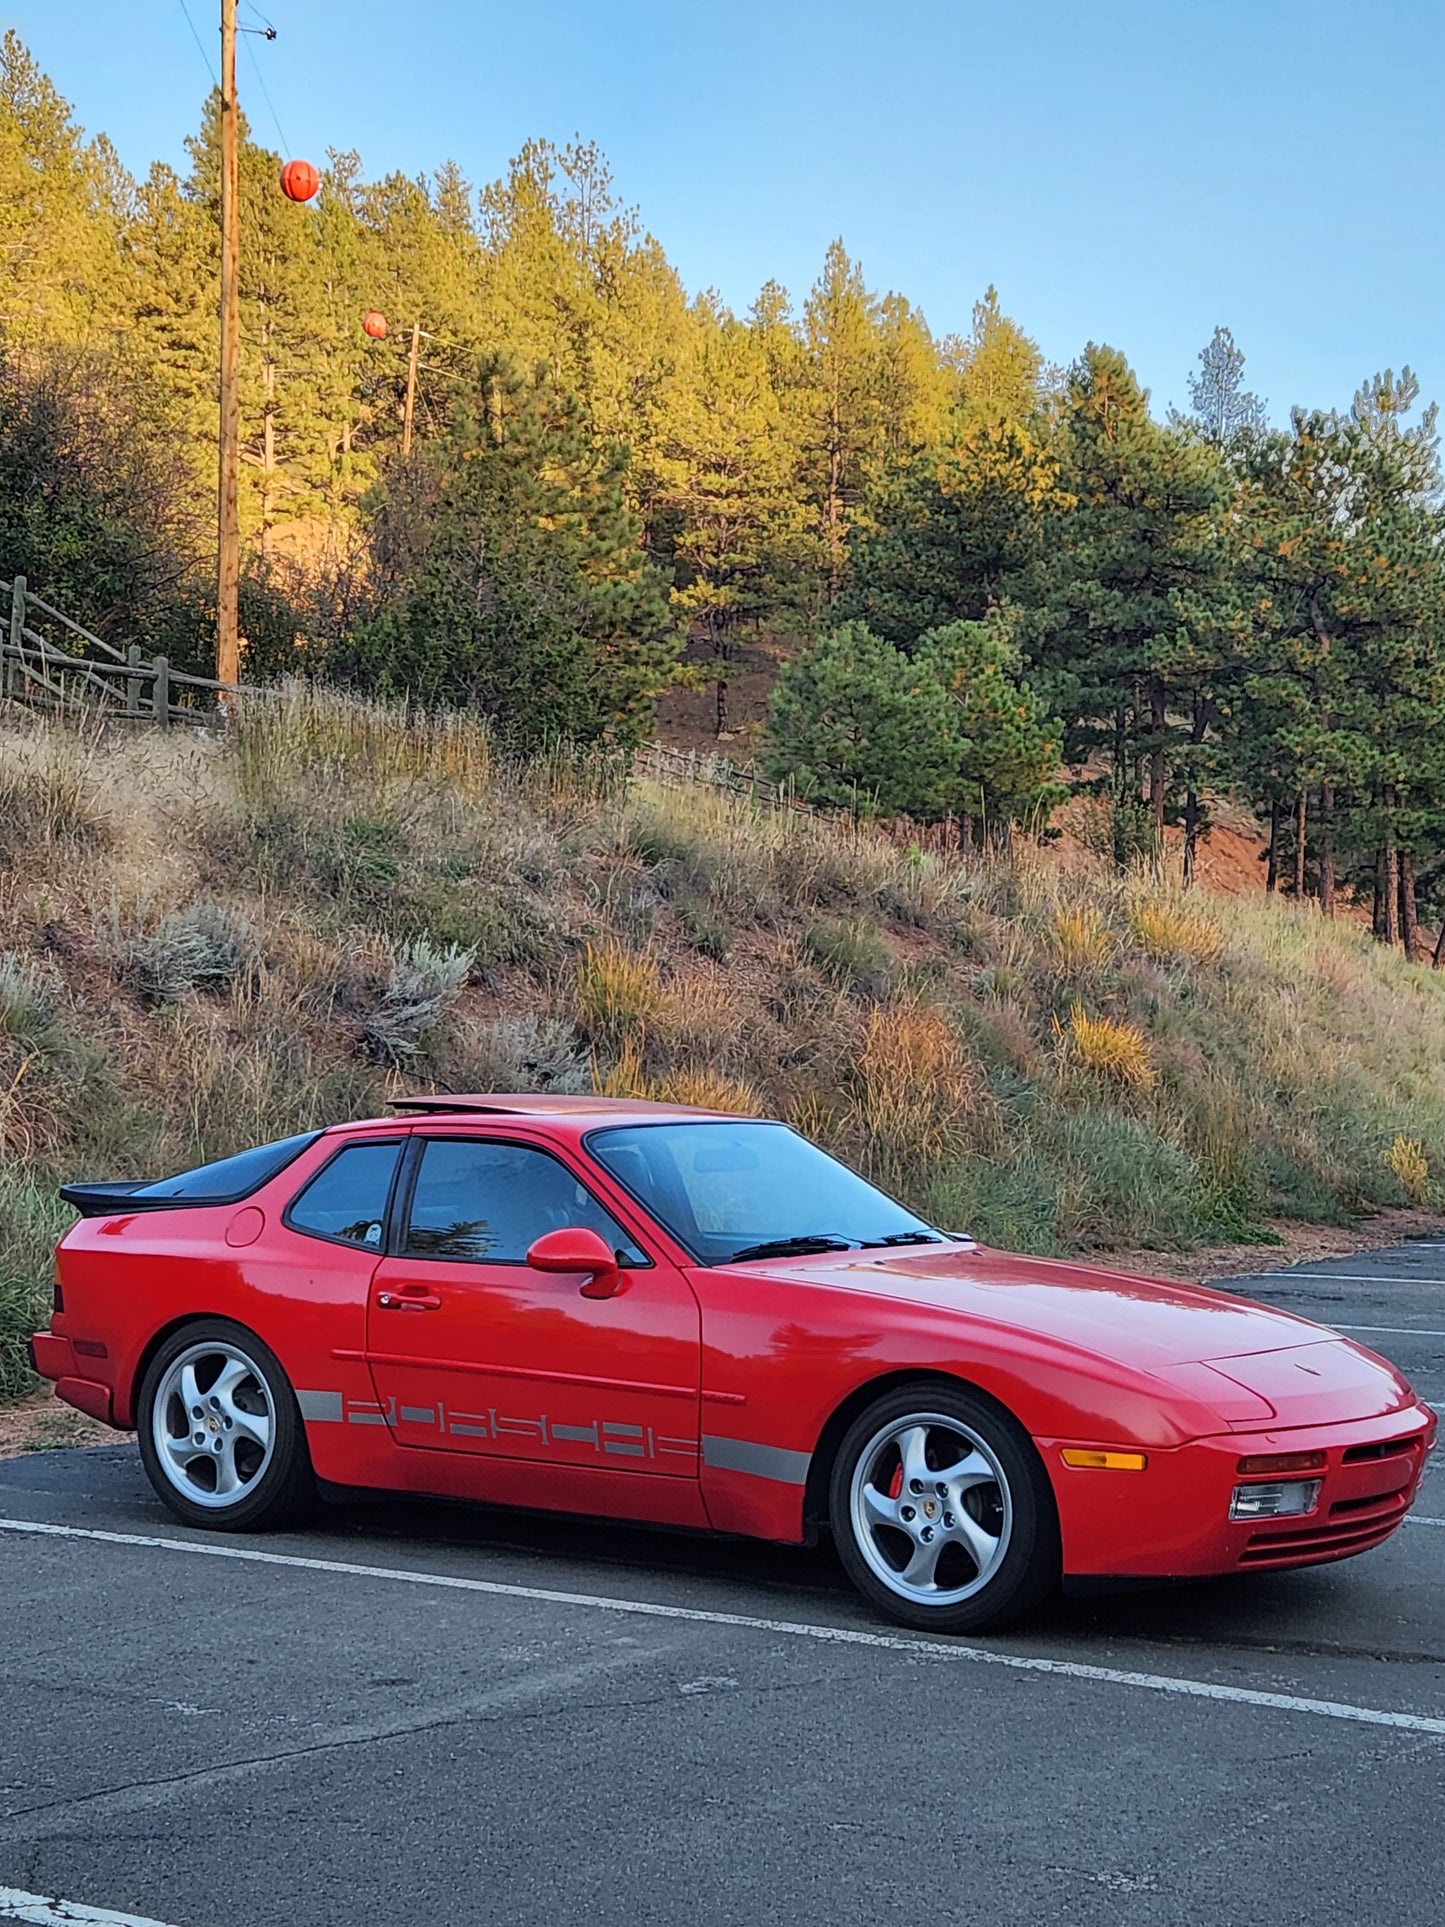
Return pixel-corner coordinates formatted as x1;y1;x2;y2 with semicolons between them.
863;1231;946;1247
725;1235;855;1263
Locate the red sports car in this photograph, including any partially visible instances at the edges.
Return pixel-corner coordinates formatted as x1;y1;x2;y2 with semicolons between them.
31;1096;1437;1633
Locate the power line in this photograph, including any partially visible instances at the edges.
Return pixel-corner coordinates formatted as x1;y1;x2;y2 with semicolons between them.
241;29;290;158
176;0;218;88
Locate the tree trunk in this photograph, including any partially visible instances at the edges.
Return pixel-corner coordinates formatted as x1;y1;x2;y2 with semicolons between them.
1265;798;1280;893
1182;790;1200;887
1431;910;1445;968
1383;799;1400;947
713;627;729;737
1373;852;1386;939
1294;789;1307;898
1400;849;1420;961
1149;681;1167;845
1318;783;1335;916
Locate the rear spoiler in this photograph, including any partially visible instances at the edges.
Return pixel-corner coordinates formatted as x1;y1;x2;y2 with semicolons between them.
59;1181;182;1219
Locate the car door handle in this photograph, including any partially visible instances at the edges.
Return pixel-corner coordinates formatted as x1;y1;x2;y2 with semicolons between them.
376;1288;442;1312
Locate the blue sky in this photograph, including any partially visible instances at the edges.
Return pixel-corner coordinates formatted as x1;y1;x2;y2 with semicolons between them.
15;0;1443;424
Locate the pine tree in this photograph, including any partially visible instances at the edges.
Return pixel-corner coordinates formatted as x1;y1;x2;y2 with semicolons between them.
343;359;679;742
1020;345;1232;866
0;32;133;349
653;311;810;734
1184;325;1266;448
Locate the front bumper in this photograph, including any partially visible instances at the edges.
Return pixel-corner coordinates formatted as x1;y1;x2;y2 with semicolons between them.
1047;1402;1437;1578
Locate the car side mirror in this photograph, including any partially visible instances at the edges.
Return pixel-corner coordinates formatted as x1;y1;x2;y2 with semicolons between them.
526;1226;622;1300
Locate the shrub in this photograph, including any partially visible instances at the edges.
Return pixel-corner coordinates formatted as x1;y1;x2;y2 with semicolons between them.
455;1013;590;1094
1065;1005;1158;1090
113;902;261;1005
361;938;475;1067
576;942;663;1046
1130;900;1225;966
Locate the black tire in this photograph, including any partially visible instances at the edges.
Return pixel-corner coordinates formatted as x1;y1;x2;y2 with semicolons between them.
828;1380;1059;1634
137;1318;314;1532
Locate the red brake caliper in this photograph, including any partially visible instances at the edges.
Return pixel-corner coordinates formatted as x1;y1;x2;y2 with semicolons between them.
887;1460;903;1501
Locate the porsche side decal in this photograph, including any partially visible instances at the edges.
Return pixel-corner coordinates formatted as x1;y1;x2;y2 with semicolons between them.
296;1390;808;1482
297;1389;699;1463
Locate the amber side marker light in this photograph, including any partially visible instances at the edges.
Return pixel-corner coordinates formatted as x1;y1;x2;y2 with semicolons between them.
1060;1448;1148;1471
1236;1451;1327;1476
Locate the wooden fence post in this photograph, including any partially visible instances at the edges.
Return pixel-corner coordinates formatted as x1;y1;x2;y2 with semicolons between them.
126;644;142;718
6;575;24;701
152;655;170;725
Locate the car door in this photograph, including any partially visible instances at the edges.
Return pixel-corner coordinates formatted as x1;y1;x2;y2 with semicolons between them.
366;1132;702;1479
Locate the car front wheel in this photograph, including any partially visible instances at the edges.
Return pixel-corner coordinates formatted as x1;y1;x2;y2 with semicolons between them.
829;1382;1059;1633
137;1319;314;1532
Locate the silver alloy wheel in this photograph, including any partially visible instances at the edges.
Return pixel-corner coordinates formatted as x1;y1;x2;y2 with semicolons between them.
151;1339;276;1510
848;1410;1013;1607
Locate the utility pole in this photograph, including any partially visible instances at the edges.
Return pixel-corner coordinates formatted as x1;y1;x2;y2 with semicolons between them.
216;0;241;699
402;319;421;460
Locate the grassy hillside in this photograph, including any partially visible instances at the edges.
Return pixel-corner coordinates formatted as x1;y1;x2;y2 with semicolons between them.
4;689;1445;1398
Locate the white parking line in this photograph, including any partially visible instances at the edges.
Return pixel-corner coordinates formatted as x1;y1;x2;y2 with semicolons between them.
0;1887;179;1925
1407;1516;1445;1528
1329;1324;1445;1339
3;1516;1444;1741
1261;1275;1445;1287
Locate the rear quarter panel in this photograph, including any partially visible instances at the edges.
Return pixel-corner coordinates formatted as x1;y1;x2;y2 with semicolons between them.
52;1148;397;1487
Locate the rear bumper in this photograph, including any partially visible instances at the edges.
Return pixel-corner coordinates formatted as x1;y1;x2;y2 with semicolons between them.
29;1330;116;1427
1049;1402;1437;1578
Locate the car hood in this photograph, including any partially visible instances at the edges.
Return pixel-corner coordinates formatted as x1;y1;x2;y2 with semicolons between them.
741;1243;1413;1419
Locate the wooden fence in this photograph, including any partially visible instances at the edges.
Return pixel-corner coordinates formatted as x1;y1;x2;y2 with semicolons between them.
0;574;264;724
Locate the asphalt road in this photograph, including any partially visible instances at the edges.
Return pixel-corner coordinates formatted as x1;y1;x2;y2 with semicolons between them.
2;1243;1444;1927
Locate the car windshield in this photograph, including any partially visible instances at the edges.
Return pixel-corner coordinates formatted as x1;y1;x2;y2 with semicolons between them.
586;1120;948;1264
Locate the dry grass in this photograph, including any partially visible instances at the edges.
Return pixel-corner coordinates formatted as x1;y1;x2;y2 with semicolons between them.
1129;899;1226;965
1048;905;1115;974
1384;1133;1430;1204
1064;1006;1159;1091
576;942;664;1046
5;685;1445;1396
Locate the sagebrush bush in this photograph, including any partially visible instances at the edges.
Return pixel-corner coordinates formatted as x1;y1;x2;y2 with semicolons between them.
455;1012;590;1094
362;938;476;1068
112;901;261;1005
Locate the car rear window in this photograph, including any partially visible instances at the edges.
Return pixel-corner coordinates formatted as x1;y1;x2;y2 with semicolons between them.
132;1131;322;1203
286;1141;403;1248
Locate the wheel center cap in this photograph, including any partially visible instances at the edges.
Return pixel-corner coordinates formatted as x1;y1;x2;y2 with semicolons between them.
922;1498;938;1521
205;1414;221;1435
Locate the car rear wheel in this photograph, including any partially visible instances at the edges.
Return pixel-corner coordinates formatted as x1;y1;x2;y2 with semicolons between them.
137;1320;313;1532
829;1382;1059;1633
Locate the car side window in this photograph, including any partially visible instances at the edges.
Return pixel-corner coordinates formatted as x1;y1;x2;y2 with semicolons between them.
287;1141;402;1249
403;1139;648;1266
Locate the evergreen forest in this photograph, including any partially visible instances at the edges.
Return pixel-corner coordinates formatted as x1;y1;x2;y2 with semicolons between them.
5;32;1445;948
